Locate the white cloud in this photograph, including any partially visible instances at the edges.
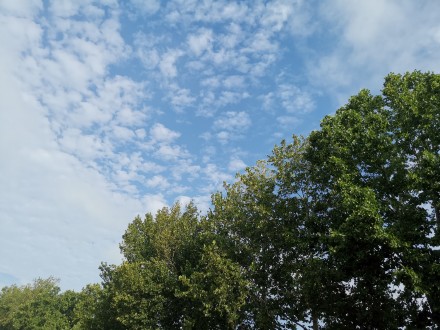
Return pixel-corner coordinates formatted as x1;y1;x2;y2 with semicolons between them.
216;131;230;145
155;145;189;161
170;160;201;181
175;195;193;207
260;92;275;112
211;111;252;144
59;128;110;161
129;0;160;16
49;1;83;17
175;194;212;213
261;0;295;32
0;86;148;289
201;76;220;88
218;91;249;106
168;85;196;109
159;49;184;78
223;75;246;89
277;115;301;127
310;0;440;95
278;84;314;114
245;31;278;53
0;0;43;17
141;193;168;213
113;126;135;141
134;32;162;70
188;28;213;56
166;0;251;25
0;1;160;291
219;23;243;49
150;123;181;142
135;128;146;139
214;111;251;131
202;163;233;192
115;107;148;126
228;157;247;172
146;175;170;190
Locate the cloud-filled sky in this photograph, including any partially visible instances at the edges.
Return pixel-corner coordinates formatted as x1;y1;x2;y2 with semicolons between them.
1;0;440;290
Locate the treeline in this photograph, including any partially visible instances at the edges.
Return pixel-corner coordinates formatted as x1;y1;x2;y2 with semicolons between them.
1;71;440;329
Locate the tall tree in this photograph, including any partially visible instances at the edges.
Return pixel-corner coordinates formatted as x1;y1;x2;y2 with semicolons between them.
304;71;439;328
207;71;440;329
383;71;440;325
99;202;248;329
208;139;332;329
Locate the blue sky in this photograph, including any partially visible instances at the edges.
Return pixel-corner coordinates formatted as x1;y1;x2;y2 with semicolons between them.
1;0;440;291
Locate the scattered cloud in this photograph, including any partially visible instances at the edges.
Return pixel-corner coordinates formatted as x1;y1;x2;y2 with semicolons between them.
146;175;170;190
188;28;213;56
150;123;181;143
228;157;247;172
278;84;314;114
128;0;160;16
167;84;196;110
2;0;439;291
214;111;251;131
223;75;246;89
159;49;184;78
309;0;440;97
154;144;190;161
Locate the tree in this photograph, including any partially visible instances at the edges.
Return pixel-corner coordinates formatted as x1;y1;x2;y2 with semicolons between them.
383;71;440;325
72;283;117;330
177;241;249;329
207;71;440;328
99;202;249;329
303;71;439;328
208;161;286;328
207;140;327;328
59;290;80;329
0;277;72;329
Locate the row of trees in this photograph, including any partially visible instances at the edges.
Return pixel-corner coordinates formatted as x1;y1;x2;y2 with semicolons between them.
1;71;439;329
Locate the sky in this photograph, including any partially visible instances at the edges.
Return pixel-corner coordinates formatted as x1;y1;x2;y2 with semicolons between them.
1;0;440;291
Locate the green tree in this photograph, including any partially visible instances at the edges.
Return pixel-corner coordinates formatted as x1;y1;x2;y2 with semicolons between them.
207;71;439;329
177;241;249;329
208;138;343;329
99;202;248;329
304;71;439;328
0;277;71;329
58;290;80;329
72;283;117;330
383;71;440;325
208;161;285;328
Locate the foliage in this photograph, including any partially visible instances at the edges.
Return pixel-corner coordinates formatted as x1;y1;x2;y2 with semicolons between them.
206;71;440;328
303;71;440;328
72;283;117;330
0;277;75;329
100;202;249;329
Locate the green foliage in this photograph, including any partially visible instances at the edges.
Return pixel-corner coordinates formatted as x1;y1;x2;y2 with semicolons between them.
72;283;117;330
177;241;249;329
0;278;73;329
207;71;440;328
303;71;440;328
100;202;248;329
